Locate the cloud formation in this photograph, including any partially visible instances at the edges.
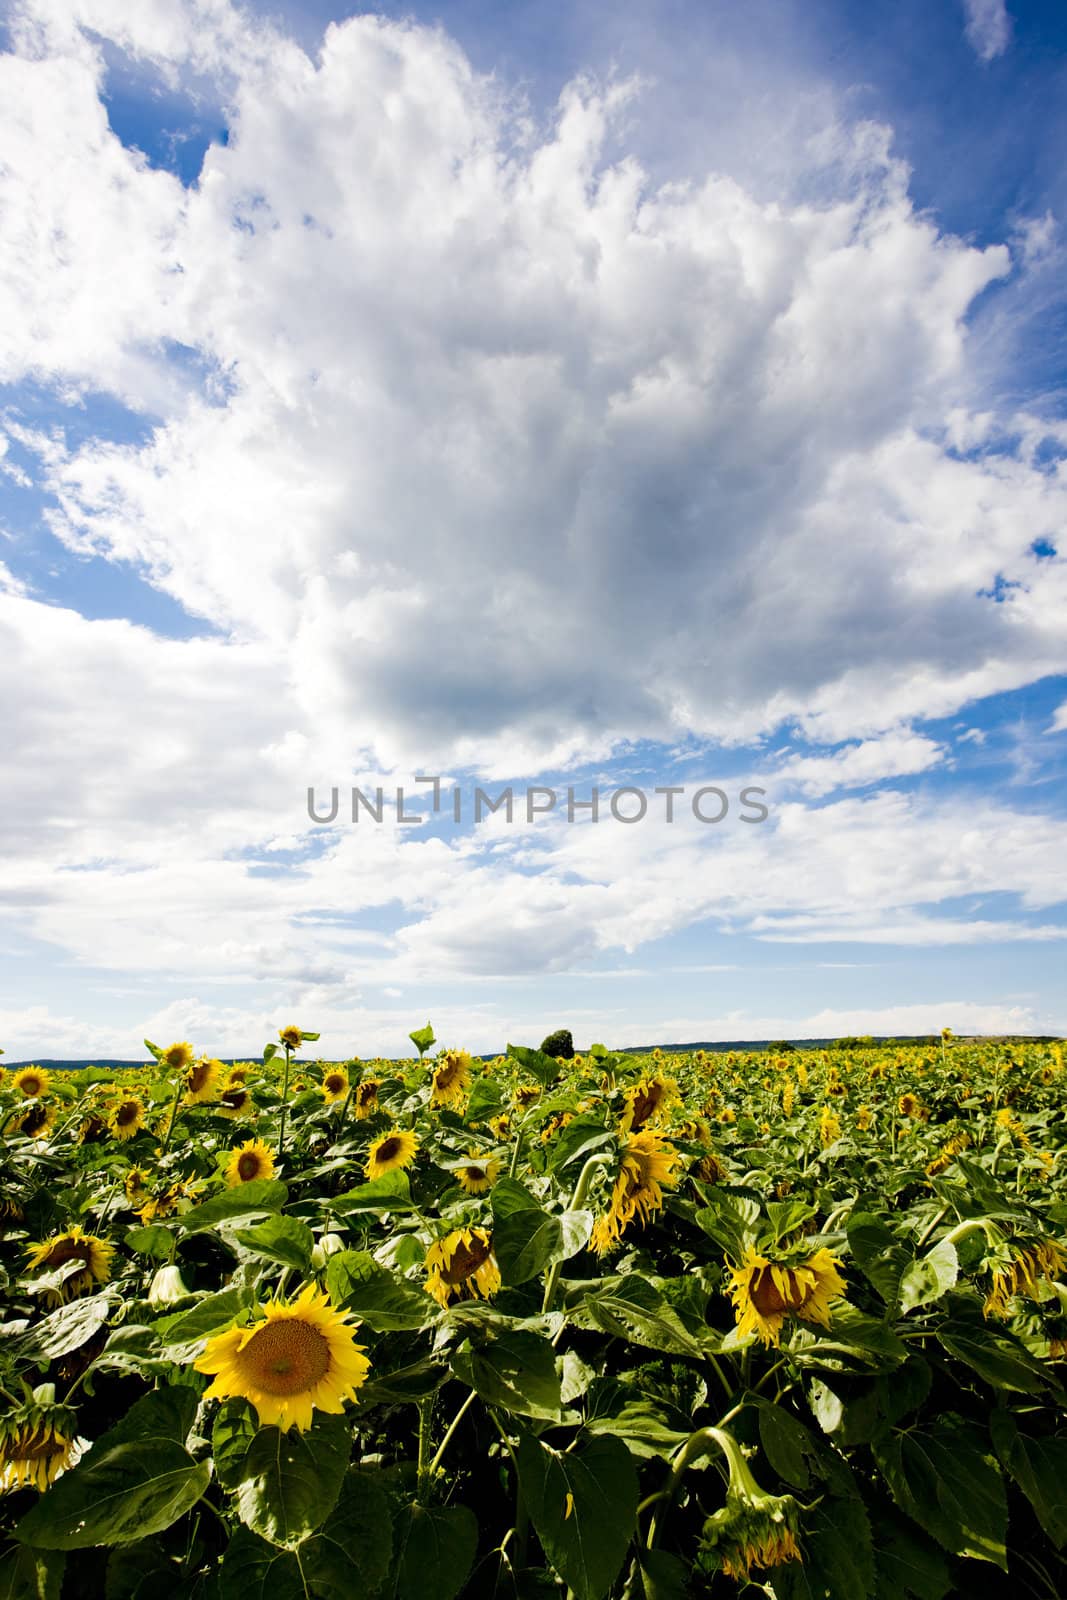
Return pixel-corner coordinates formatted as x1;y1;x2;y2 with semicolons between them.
961;0;1012;63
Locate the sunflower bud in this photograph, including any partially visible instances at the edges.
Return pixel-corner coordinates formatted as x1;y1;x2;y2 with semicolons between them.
148;1263;192;1309
697;1429;804;1582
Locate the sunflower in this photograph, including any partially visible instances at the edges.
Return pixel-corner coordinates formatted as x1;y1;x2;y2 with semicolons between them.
161;1042;195;1073
12;1066;50;1099
0;1399;82;1493
513;1083;541;1108
194;1284;370;1432
431;1050;472;1108
898;1093;921;1118
727;1245;846;1347
365;1127;419;1180
424;1227;501;1308
321;1067;349;1104
620;1076;676;1133
124;1167;149;1205
25;1227;114;1301
279;1025;303;1050
226;1064;253;1086
108;1096;146;1140
183;1057;222;1105
13;1101;56;1140
488;1112;511;1140
591;1131;682;1255
456;1152;502;1195
856;1105;873;1131
353;1079;380;1119
79;1111;109;1144
219;1085;252;1117
817;1105;841;1146
226;1138;276;1186
781;1079;796;1116
983;1238;1067;1319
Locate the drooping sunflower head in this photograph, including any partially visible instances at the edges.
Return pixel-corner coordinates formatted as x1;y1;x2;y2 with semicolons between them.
354;1079;380;1119
279;1025;303;1050
219;1085;252;1118
701;1487;804;1582
817;1105;841;1146
13;1101;56;1140
621;1076;676;1133
727;1244;847;1347
25;1227;114;1301
591;1131;682;1255
431;1049;472;1107
365;1127;419;1180
983;1237;1067;1319
162;1041;195;1073
898;1093;921;1118
456;1152;502;1195
183;1057;222;1104
194;1285;371;1432
513;1083;542;1108
108;1096;146;1140
321;1068;349;1104
424;1226;501;1307
124;1166;149;1204
226;1138;276;1187
0;1394;82;1493
12;1066;50;1099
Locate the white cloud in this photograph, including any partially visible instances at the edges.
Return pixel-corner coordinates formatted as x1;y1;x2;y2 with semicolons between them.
774;731;943;796
961;0;1012;63
1049;701;1067;733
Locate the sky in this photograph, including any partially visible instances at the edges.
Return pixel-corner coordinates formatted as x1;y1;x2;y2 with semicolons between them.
1;0;1066;1059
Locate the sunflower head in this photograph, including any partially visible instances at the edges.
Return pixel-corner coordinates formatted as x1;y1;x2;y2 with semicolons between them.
424;1227;501;1307
591;1131;682;1255
983;1237;1067;1319
184;1057;222;1104
0;1392;81;1493
108;1096;146;1140
365;1127;419;1180
817;1105;841;1146
25;1227;114;1301
124;1167;149;1204
279;1025;303;1050
13;1101;56;1140
898;1093;921;1118
728;1244;846;1346
226;1138;276;1187
513;1083;541;1108
431;1050;473;1107
321;1068;349;1104
456;1152;502;1195
219;1085;252;1117
12;1066;50;1099
162;1042;195;1073
620;1076;676;1133
194;1285;370;1432
354;1079;380;1119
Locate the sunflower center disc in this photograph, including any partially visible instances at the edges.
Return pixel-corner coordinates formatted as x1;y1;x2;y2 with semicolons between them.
240;1319;331;1395
237;1154;261;1180
441;1239;490;1284
750;1266;807;1315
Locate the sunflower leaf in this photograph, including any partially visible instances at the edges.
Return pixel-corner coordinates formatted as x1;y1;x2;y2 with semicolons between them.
515;1430;638;1600
235;1416;350;1548
13;1443;210;1550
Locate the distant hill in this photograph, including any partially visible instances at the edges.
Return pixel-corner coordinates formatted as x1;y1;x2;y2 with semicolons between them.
3;1034;1057;1068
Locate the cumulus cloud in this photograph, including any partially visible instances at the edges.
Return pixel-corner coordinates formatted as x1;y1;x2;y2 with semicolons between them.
961;0;1012;63
0;0;1065;1047
1;1;1064;777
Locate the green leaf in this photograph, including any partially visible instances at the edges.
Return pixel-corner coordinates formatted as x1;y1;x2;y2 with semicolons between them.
757;1402;823;1490
788;1303;908;1373
493;1208;564;1285
218;1530;305;1600
329;1170;415;1213
156;1287;254;1358
178;1180;289;1233
143;1040;163;1062
516;1431;638;1600
409;1023;435;1057
870;1505;952;1600
0;1544;65;1600
772;1493;874;1600
873;1417;1008;1568
937;1320;1048;1393
104;1539;178;1600
693;1192;762;1257
222;1470;392;1599
235;1416;350;1548
490;1179;541;1218
634;1549;688;1600
212;1399;259;1491
232;1215;313;1272
546;1116;614;1174
325;1250;435;1331
577;1277;704;1359
357;1356;449;1405
990;1410;1067;1547
899;1240;958;1315
505;1044;562;1087
465;1075;504;1123
123;1226;175;1260
584;1400;689;1459
450;1329;562;1420
394;1503;477;1600
846;1212;909;1309
12;1295;112;1361
102;1387;198;1448
14;1442;210;1550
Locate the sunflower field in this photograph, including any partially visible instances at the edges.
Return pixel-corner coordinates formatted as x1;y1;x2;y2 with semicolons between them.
1;1026;1066;1600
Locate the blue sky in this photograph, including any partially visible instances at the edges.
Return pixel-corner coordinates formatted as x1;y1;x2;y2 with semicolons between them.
0;0;1065;1058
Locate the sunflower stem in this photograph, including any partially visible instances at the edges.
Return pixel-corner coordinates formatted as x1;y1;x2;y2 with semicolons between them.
276;1045;293;1158
159;1082;183;1158
416;1395;435;1503
646;1416;743;1549
541;1153;612;1314
429;1387;478;1474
